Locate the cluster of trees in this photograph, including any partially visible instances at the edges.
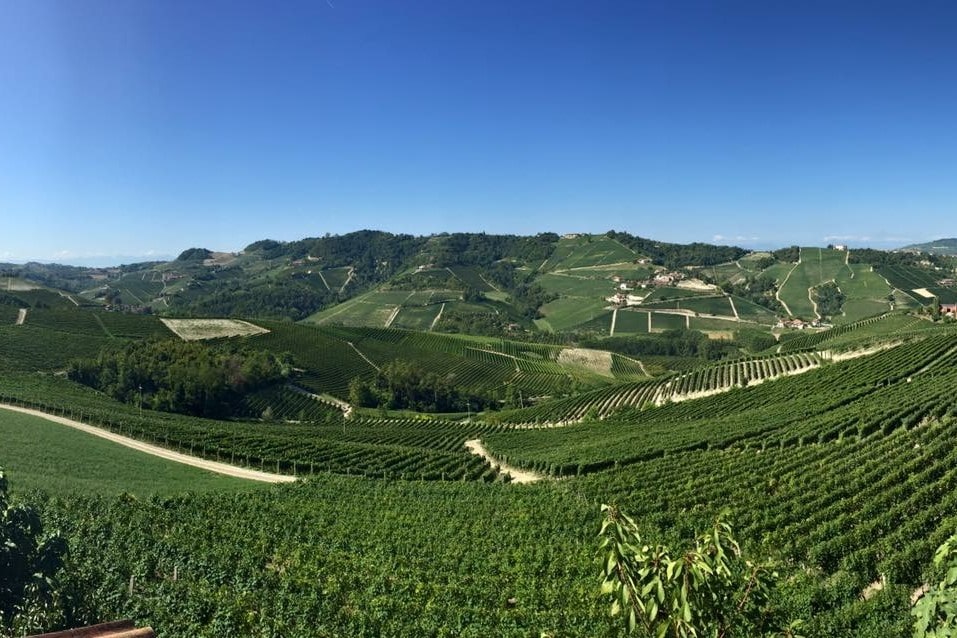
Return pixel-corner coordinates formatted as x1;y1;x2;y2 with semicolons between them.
605;230;748;268
178;278;342;321
734;328;778;353
582;329;737;360
175;247;212;262
848;248;937;267
721;275;783;312
67;340;292;419
348;360;496;413
773;246;801;263
428;232;559;268
433;308;523;337
813;282;846;317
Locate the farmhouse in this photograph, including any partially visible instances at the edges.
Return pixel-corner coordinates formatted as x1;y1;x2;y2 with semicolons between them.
776;318;810;330
941;303;957;316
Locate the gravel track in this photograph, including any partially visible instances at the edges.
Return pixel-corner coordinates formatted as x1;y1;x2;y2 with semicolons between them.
0;404;296;484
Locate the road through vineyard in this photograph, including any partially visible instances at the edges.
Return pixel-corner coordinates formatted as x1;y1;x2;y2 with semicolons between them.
0;404;295;483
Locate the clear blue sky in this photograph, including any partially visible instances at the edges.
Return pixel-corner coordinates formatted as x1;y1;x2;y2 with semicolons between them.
1;0;955;265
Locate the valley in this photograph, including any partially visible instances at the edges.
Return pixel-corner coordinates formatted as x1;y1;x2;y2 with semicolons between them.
2;231;957;637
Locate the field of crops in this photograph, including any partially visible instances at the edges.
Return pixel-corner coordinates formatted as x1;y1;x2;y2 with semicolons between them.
777;312;954;353
110;271;165;305
493;346;836;424
319;266;353;290
877;265;942;292
0;324;110;373
0;373;504;482
641;294;733;316
486;334;957;472
537;296;609;332
0;408;256;496
539;235;638;271
305;289;410;326
12;282;957;636
536;272;612;298
7;317;957;636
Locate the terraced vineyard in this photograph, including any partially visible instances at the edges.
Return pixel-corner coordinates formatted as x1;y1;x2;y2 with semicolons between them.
494;348;827;423
484;333;957;475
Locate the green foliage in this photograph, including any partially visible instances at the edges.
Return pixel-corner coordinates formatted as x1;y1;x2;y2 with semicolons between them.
607;231;748;268
721;275;783;314
346;359;497;413
175;247;212;261
598;505;801;637
813;282;846;318
913;533;957;636
67;339;292;419
0;468;67;635
773;246;801;263
734;329;777;353
582;330;737;361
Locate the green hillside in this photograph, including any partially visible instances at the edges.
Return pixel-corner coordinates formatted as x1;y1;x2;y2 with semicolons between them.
901;237;957;255
0;409;257;496
5;260;957;637
4;297;957;636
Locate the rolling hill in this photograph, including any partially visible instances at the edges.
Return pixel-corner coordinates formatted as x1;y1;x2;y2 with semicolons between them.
3;252;957;635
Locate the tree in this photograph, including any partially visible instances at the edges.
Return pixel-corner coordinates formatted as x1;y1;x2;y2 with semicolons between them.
598;504;802;637
1;468;67;635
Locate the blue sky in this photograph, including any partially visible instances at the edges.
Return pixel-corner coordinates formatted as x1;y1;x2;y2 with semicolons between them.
1;0;955;265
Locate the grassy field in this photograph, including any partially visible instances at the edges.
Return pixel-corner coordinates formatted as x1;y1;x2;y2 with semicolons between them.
0;409;259;496
833;265;895;323
611;309;650;334
392;304;443;331
776;248;849;318
306;290;411;326
541;235;638;271
537;296;609;332
641;295;733;316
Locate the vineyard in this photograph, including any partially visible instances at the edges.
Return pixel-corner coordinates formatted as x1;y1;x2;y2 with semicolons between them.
0;373;505;482
7;285;957;635
484;332;957;476
6;321;957;635
493;348;827;423
248;322;634;401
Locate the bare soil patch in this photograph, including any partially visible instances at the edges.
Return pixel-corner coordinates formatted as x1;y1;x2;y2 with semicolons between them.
464;439;544;484
160;318;269;341
558;348;613;375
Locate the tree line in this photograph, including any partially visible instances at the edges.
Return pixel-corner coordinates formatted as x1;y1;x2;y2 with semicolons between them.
67;340;292;419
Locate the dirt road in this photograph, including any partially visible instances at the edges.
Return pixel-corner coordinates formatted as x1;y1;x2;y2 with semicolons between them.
0;404;296;484
464;439;544;484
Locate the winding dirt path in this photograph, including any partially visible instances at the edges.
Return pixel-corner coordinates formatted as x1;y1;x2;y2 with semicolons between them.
0;405;296;483
776;258;800;317
430;302;446;331
464;439;544;484
15;308;27;325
